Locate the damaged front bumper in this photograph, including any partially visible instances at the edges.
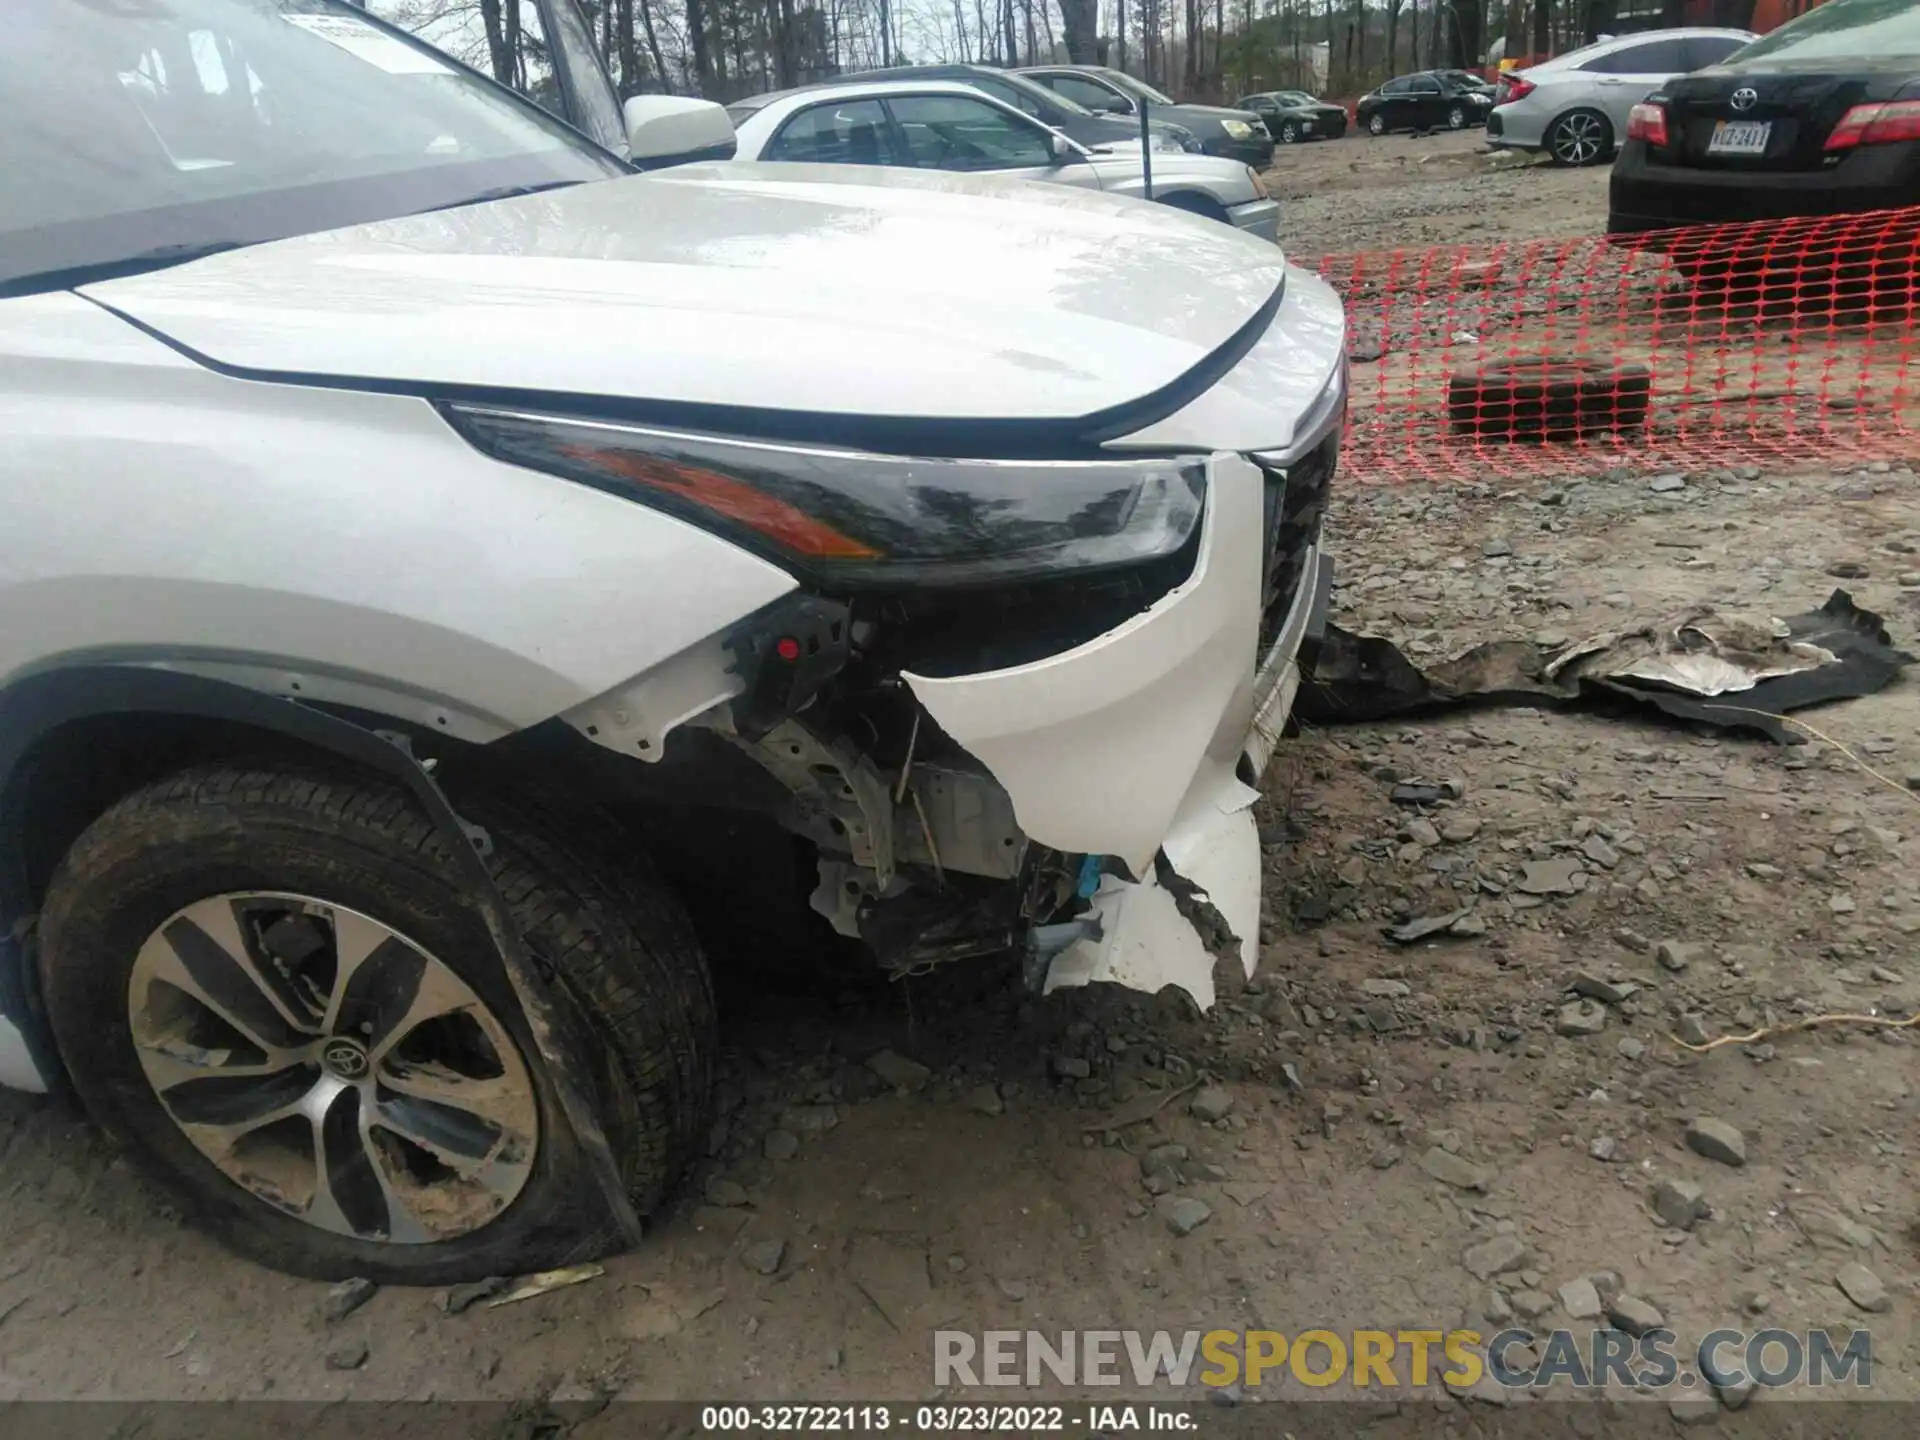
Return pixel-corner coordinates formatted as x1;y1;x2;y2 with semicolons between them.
904;448;1332;1011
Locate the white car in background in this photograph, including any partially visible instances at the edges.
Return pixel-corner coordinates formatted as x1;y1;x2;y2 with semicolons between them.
727;79;1282;239
1488;27;1755;165
1;0;1342;1284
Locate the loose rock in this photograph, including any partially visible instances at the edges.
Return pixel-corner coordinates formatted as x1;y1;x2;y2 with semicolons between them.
1518;858;1584;896
1656;940;1700;972
442;1277;508;1315
866;1049;931;1093
1509;1288;1554;1320
1419;1146;1491;1191
1462;1234;1527;1279
1652;1177;1707;1231
324;1338;369;1372
1189;1086;1235;1123
741;1239;786;1276
1685;1117;1747;1167
704;1177;751;1208
323;1277;377;1325
781;1105;839;1134
1557;1277;1603;1320
1836;1262;1891;1313
1556;1000;1608;1037
1572;974;1638;1004
1668;1393;1720;1427
1606;1294;1665;1336
966;1085;1005;1118
1157;1196;1213;1237
763;1129;800;1161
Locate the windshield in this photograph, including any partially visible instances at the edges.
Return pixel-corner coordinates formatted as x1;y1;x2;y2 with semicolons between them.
1728;0;1920;63
1100;69;1175;106
4;0;627;295
1275;91;1315;105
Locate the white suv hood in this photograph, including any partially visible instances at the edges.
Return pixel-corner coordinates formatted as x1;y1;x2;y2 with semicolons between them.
83;162;1286;422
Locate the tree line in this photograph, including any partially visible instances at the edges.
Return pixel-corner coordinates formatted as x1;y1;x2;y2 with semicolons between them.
358;0;1743;107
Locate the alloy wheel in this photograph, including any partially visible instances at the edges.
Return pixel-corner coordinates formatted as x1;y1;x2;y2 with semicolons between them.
128;892;538;1244
1552;112;1605;165
1448;105;1466;129
1280;122;1298;143
1368;113;1385;135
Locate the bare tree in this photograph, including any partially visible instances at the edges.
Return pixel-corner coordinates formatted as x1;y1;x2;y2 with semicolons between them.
1060;0;1100;61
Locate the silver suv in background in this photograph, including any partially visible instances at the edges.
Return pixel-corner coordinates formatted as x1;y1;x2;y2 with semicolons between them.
1488;27;1755;165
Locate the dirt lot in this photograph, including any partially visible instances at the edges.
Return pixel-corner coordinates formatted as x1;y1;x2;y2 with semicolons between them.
2;137;1916;1426
1268;130;1611;254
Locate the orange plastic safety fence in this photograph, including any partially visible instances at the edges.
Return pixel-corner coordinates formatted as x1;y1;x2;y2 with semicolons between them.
1296;205;1920;484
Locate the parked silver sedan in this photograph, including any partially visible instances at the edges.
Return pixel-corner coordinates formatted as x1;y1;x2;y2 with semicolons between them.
727;80;1281;239
1488;27;1754;165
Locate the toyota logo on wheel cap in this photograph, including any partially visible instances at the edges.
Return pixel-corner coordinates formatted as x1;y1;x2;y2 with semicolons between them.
322;1038;370;1079
1731;87;1759;112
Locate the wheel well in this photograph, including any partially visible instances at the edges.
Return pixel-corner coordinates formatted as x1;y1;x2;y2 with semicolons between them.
1;706;831;1001
4;712;398;915
1158;190;1228;221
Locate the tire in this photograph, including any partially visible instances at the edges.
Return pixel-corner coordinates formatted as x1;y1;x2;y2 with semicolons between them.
1446;357;1653;440
1158;191;1229;224
1545;109;1612;167
37;761;715;1284
1447;105;1467;130
1279;121;1299;144
1367;112;1386;136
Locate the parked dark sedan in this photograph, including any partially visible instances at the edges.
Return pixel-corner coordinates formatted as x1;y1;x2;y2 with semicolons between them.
1235;89;1351;142
1610;0;1920;232
1355;71;1495;135
830;63;1205;154
1016;65;1276;168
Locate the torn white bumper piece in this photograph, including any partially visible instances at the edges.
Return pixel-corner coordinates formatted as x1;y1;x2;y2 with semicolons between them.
905;454;1326;1010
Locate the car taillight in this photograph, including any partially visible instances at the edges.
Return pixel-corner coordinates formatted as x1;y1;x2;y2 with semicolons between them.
1500;77;1535;105
1627;102;1669;147
1825;99;1920;151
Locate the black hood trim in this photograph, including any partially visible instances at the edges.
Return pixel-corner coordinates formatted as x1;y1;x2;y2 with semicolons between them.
80;275;1284;461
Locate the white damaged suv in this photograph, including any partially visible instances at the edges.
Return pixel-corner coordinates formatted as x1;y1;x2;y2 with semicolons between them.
0;0;1345;1282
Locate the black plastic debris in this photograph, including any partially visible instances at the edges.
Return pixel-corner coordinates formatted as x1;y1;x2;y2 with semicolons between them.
1297;590;1912;744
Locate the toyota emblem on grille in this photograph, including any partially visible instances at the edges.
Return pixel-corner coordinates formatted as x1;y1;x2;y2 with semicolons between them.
1731;87;1759;112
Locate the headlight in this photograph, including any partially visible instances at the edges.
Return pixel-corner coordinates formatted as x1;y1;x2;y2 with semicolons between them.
1222;119;1255;139
445;406;1206;589
1149;128;1188;153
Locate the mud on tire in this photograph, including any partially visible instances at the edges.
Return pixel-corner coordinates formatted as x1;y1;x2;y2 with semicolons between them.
36;761;715;1284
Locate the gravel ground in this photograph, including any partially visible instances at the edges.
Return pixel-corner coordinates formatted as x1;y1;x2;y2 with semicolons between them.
3;131;1915;1425
1268;129;1611;256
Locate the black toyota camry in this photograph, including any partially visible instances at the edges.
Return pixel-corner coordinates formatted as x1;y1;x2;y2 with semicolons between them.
1609;0;1920;232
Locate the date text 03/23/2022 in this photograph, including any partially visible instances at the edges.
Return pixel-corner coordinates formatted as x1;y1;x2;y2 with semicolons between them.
699;1404;1194;1431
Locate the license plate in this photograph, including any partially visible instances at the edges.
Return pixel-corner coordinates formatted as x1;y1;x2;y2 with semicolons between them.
1708;119;1771;156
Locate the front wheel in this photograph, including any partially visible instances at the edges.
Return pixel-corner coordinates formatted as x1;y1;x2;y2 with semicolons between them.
1279;121;1299;144
1546;109;1613;166
37;761;716;1283
1447;105;1467;130
1367;112;1387;136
